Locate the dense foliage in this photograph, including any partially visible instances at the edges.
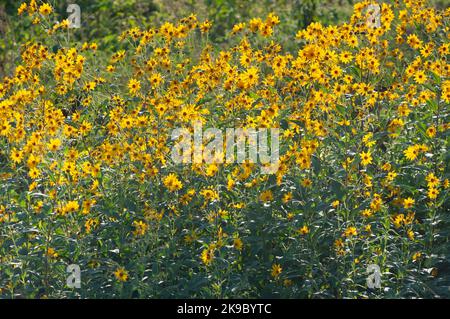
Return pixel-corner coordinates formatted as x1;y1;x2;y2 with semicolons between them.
0;0;449;298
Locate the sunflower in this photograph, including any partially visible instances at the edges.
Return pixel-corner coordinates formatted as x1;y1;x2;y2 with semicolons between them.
114;267;129;282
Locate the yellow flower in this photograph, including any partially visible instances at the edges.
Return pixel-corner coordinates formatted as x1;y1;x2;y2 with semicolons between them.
200;188;219;202
200;247;214;266
199;19;212;33
271;264;282;278
114;267;129;282
132;220;148;236
163;173;183;192
0;120;11;136
63;201;80;214
48;138;62;151
426;172;440;188
407;34;423;49
298;225;310;235
362;209;373;218
29;168;40;179
10;148;24;163
412;252;422;261
387;171;397;181
403;197;415;209
404;145;420;161
83;199;96;215
85;218;99;233
239;67;259;88
414;70;427;84
301;178;312;188
360;150;373;166
233;238;243;251
39;3;52;15
227;176;235;190
47;247;58;258
84;81;97;91
296;151;311;169
343;226;357;237
282;192;293;203
128;78;141;96
427;187;439;200
392;214;405;228
260;190;273;202
18;3;27;15
426;126;437;138
148;73;163;88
